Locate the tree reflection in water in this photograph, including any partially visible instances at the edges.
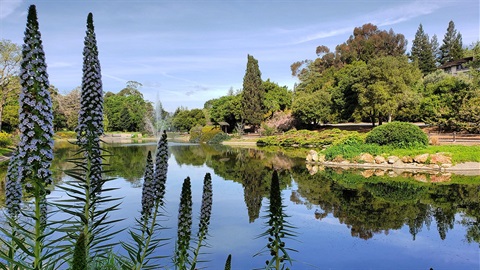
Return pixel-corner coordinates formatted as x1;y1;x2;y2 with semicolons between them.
26;142;480;246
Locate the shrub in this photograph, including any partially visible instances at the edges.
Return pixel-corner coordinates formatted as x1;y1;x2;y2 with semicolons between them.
365;122;428;148
208;132;230;144
189;126;228;144
0;132;13;147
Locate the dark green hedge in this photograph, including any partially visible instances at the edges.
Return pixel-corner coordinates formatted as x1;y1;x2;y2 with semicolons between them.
365;122;428;148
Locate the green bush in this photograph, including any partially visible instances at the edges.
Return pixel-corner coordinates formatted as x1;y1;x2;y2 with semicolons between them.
257;129;358;147
365;122;428;148
208;132;230;144
0;131;13;147
189;126;228;144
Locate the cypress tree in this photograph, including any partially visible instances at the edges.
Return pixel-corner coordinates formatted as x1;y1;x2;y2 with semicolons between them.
241;54;264;130
410;24;436;75
439;20;463;64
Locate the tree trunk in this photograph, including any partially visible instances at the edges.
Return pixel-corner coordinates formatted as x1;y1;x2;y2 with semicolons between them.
388;113;392;123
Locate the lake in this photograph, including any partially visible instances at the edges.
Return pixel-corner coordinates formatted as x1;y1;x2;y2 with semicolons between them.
4;141;480;269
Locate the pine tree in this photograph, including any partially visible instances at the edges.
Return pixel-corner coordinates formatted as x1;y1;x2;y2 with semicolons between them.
430;34;440;66
410;24;436;75
241;54;264;130
439;20;463;64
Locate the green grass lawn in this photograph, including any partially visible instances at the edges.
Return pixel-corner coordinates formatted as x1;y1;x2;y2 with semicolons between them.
387;145;480;163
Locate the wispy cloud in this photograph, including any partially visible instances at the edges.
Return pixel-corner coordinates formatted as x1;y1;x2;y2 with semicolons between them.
0;0;23;19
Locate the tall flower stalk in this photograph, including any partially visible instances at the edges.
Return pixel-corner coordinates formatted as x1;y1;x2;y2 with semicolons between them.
120;131;170;269
174;173;213;270
174;177;193;270
190;173;213;270
56;12;121;265
0;5;57;269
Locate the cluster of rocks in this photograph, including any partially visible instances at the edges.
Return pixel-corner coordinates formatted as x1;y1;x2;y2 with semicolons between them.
306;150;453;171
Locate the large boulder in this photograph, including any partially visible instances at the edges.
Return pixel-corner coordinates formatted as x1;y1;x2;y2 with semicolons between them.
359;153;375;163
374;155;386;164
387;156;399;164
401;156;413;163
430;153;452;164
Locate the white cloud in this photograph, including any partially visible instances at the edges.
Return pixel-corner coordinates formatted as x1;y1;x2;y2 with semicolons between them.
0;0;23;19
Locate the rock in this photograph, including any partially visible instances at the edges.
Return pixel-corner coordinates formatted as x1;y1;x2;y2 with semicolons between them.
361;170;374;178
401;156;413;163
430;153;452;164
430;173;451;183
393;159;404;167
359;153;375;163
387;156;399;164
441;163;452;168
413;174;427;182
414;154;429;163
332;156;344;163
306;150;318;162
374;156;386;164
374;170;385;176
318;154;326;163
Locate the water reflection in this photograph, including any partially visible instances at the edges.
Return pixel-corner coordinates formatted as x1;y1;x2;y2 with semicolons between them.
2;142;478;268
290;167;480;243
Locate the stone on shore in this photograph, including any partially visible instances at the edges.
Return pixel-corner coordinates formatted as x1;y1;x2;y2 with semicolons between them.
374;155;386;164
359;153;375;163
414;154;429;163
387;156;399;164
430;153;452;164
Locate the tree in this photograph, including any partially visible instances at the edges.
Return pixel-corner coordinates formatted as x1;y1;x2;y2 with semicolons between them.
292;90;332;128
430;34;440;66
241;54;264;130
207;94;242;131
171;107;206;132
439;20;463;64
0;39;21;131
354;56;422;126
262;79;292;117
410;24;436;75
335;23;407;64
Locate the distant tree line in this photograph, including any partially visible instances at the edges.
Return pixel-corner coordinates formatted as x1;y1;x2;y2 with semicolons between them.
1;20;479;134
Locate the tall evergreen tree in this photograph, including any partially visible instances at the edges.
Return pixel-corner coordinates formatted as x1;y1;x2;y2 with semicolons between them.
410;24;436;75
430;34;440;66
241;54;264;130
439;20;463;64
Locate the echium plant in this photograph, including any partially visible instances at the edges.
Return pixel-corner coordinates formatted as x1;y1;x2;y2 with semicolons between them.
255;171;296;270
56;12;121;266
174;177;193;270
174;173;213;270
0;5;59;270
120;150;169;270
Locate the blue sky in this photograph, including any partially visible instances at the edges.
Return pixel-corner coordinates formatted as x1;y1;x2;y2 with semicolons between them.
1;0;479;112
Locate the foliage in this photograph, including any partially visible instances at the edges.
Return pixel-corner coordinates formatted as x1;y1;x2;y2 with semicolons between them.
189;125;228;144
103;81;154;133
324;141;383;161
262;79;292;117
172;107;206;132
439;20;463;64
410;24;437;75
241;54;265;128
0;131;12;147
257;129;359;147
0;39;21;132
54;131;77;139
365;122;428;148
292;90;332;128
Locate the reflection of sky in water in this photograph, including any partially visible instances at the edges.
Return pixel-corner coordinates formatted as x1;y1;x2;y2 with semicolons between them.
45;144;479;269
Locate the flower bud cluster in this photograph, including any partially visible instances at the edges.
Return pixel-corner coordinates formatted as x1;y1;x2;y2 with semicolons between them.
17;5;54;187
198;173;213;235
176;177;192;262
76;13;103;140
154;130;168;203
5;150;22;217
141;151;155;218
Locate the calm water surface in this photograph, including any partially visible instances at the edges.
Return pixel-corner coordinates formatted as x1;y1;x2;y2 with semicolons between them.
12;141;480;269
